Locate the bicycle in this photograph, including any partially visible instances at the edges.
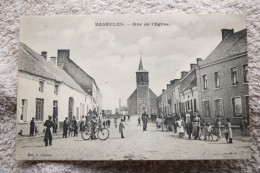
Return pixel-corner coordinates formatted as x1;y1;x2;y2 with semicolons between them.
81;123;109;141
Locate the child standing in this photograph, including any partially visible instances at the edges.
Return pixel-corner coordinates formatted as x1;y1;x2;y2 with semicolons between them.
207;123;213;141
177;117;185;138
119;119;125;138
137;117;141;126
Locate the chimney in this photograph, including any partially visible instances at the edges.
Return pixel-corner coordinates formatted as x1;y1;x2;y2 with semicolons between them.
181;71;188;79
50;57;57;66
41;51;47;59
170;79;179;85
57;49;70;66
162;89;165;93
190;63;197;70
221;29;234;40
197;58;202;65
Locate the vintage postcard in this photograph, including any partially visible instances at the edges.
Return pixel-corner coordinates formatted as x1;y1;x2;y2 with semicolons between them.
15;15;250;160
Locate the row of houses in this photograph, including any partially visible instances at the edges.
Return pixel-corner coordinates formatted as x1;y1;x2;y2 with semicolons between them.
17;43;102;135
157;28;248;135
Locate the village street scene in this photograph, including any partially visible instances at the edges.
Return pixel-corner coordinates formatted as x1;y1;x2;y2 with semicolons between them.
15;15;250;160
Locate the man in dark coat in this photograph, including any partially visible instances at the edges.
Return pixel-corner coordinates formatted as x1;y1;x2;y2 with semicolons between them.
44;115;54;146
29;117;35;136
72;116;78;137
142;111;148;131
63;117;69;138
53;117;57;134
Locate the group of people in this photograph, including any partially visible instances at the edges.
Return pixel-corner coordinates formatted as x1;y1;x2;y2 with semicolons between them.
156;112;236;144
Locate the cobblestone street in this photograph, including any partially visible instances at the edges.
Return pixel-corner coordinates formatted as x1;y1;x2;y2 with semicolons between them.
15;116;251;160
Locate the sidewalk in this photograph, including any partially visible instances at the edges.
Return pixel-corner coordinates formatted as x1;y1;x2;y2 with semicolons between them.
16;131;64;141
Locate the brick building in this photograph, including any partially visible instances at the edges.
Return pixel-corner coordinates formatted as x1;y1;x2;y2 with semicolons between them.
157;64;198;116
196;29;248;130
127;57;157;115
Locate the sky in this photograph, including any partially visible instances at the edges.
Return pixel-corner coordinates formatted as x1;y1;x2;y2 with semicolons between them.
19;15;246;112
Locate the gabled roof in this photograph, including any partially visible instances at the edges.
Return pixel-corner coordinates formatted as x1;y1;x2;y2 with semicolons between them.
149;88;157;98
200;29;247;67
19;42;86;94
127;89;137;100
180;76;197;93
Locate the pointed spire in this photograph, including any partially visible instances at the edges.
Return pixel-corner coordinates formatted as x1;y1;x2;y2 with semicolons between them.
138;56;143;70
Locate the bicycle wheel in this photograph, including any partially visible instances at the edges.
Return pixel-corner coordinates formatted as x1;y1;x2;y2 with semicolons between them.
81;126;91;140
97;128;109;140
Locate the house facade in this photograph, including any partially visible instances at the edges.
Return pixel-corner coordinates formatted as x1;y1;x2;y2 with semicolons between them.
17;43;99;135
158;65;198;116
196;29;248;129
57;50;102;115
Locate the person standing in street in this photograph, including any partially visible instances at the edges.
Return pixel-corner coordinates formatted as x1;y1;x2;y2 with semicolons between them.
142;111;148;131
114;117;118;128
242;117;248;136
44;115;54;147
63;117;69;138
226;118;233;143
216;119;222;141
108;119;111;128
176;117;185;138
80;116;85;132
53;117;57;134
90;116;98;140
119;119;125;138
192;113;201;140
29;117;35;136
72;116;78;137
186;118;193;139
137;117;141;126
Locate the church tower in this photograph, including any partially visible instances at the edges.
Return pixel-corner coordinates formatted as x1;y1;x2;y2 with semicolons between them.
136;56;150;114
127;56;157;115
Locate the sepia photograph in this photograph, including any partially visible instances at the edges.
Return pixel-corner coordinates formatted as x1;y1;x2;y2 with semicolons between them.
15;14;250;160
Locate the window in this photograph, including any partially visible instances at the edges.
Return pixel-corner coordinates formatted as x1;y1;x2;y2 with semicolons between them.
35;98;44;121
231;67;238;85
202;100;210;117
232;97;242;117
53;101;58;120
215;72;220;88
39;81;44;92
202;75;208;90
141;74;144;81
54;85;59;95
215;99;224;117
20;99;28;121
243;64;248;83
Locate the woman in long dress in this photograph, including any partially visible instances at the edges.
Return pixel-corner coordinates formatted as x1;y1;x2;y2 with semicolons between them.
216;119;222;141
226;118;233;143
177;117;185;138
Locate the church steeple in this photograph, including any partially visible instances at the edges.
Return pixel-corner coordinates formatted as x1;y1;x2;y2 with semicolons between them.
138;56;143;70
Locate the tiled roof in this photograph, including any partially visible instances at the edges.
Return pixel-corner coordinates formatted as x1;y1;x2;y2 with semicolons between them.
18;42;86;94
180;76;197;93
127;89;137;100
200;29;247;67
